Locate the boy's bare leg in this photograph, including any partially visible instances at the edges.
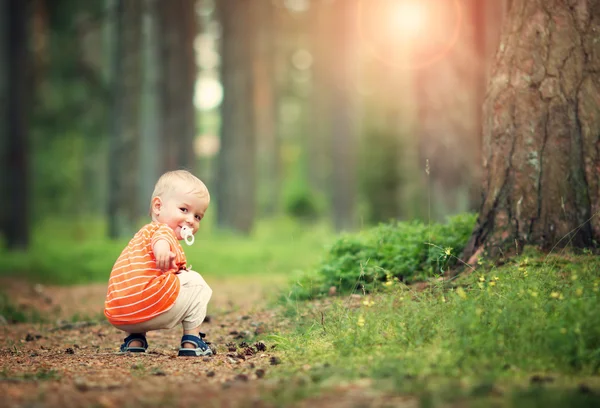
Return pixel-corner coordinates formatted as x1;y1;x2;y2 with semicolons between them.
182;326;202;348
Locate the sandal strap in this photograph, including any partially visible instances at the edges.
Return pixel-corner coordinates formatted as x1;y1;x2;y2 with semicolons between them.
181;334;209;350
123;333;148;349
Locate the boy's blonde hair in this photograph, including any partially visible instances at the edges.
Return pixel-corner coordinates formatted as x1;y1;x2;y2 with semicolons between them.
150;170;210;214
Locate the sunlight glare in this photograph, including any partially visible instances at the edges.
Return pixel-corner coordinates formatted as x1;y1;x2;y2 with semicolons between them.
389;1;428;37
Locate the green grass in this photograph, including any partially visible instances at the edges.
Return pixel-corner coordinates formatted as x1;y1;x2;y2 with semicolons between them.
0;215;332;285
270;247;600;406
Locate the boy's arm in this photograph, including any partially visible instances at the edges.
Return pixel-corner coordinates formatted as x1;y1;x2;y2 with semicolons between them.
153;239;176;271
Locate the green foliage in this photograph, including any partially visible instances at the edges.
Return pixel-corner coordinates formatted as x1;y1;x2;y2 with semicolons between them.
273;251;600;405
282;179;324;221
288;213;477;299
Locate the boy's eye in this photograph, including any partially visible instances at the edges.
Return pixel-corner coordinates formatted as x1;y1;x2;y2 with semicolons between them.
195;215;201;221
180;208;188;213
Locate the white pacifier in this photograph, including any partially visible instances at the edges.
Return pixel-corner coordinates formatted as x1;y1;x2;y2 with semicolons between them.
180;226;194;246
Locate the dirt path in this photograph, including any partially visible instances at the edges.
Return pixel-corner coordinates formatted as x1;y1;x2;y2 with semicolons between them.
0;275;291;408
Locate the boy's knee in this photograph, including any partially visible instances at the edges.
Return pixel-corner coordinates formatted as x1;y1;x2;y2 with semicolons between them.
185;270;212;297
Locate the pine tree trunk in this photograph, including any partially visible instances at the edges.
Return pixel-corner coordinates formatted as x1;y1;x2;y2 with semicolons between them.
216;0;256;234
464;0;600;260
0;0;8;241
139;0;161;214
108;0;142;239
157;0;197;172
0;0;31;249
330;0;358;231
254;0;279;216
307;0;333;200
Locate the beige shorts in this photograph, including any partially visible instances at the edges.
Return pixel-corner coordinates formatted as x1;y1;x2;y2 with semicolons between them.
113;270;212;333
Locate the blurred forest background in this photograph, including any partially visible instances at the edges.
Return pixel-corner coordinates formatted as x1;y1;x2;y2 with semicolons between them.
0;0;507;252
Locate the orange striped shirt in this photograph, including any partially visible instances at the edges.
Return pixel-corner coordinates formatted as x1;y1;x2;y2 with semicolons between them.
104;222;186;325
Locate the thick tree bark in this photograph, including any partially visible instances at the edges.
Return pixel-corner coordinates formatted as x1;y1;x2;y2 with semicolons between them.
216;0;257;234
157;0;197;172
464;0;600;260
0;0;31;249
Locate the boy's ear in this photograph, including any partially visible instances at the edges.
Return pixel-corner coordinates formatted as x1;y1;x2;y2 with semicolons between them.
151;197;162;216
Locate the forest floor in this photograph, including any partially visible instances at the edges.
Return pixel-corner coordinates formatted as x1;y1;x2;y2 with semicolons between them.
0;276;415;408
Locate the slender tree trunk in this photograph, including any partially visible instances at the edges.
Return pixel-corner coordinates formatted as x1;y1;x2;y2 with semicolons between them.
464;0;600;261
216;0;257;233
330;0;358;231
107;0;142;238
0;0;31;249
157;0;197;173
254;0;279;216
139;0;160;213
307;0;332;200
0;0;8;241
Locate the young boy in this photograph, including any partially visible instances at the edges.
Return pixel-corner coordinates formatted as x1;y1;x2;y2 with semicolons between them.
104;170;213;356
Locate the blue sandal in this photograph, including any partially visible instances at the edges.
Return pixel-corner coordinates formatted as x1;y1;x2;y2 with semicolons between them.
178;332;213;357
120;333;148;353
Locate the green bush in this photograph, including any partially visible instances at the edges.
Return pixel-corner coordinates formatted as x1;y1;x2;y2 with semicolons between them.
288;213;477;299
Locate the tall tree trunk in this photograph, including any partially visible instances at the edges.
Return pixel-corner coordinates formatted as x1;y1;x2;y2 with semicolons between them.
107;0;142;239
0;0;31;249
139;0;161;214
0;0;8;242
255;0;279;216
464;0;600;261
216;0;257;234
306;0;332;200
157;0;197;172
330;0;358;231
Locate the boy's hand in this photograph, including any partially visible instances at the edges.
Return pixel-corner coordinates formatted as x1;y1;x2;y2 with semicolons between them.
153;239;177;271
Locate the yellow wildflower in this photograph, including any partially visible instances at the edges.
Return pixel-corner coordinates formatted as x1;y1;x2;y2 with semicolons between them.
362;298;375;308
444;247;452;256
493;276;500;281
571;274;578;281
478;275;485;282
489;281;496;287
357;315;365;327
384;280;393;287
456;287;467;300
550;292;560;299
576;288;583;297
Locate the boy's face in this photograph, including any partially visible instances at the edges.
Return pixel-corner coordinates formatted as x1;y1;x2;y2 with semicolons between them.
152;190;209;240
